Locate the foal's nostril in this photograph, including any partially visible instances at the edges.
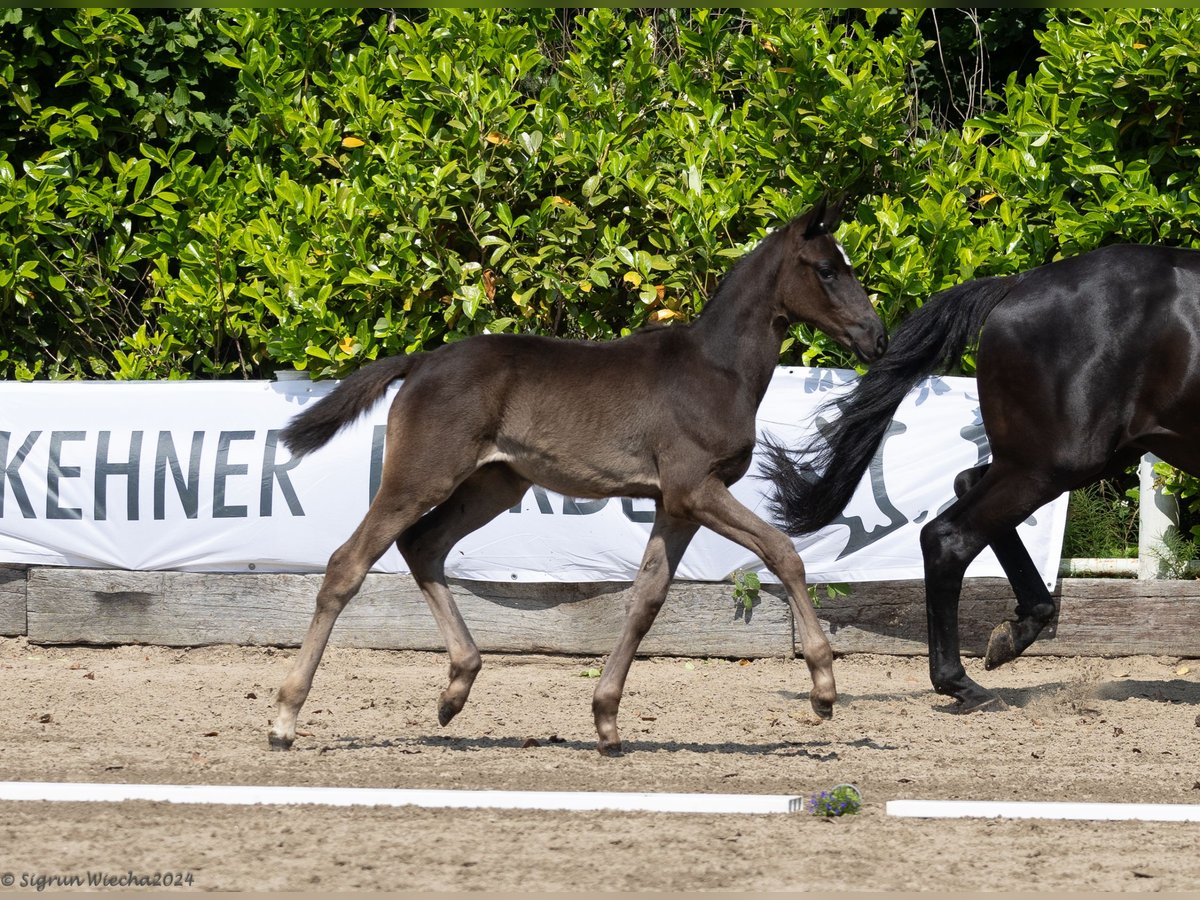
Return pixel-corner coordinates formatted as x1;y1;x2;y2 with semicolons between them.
851;326;888;363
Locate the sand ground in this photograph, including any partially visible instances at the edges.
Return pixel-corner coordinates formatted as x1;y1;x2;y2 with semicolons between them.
1;638;1198;891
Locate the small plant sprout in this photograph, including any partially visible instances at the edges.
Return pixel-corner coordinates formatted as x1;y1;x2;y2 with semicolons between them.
808;783;862;817
806;582;851;609
732;570;761;612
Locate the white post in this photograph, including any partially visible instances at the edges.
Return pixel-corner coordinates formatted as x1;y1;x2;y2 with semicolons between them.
1138;453;1179;580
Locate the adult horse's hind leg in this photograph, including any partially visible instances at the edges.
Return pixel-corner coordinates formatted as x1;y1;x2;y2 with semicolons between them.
921;462;1062;712
950;466;1058;671
397;463;531;728
668;476;837;719
592;506;698;755
983;528;1058;670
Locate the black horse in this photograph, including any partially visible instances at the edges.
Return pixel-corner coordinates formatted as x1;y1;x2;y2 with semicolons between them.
765;244;1200;710
269;197;888;754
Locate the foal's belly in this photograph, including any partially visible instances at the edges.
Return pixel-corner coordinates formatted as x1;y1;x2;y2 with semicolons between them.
480;442;662;501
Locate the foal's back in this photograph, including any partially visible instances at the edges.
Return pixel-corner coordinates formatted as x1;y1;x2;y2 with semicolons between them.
393;325;755;501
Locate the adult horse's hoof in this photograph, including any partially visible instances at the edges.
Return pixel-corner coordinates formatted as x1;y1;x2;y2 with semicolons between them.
597;739;623;757
268;733;294;751
934;671;1005;714
984;621;1019;670
985;605;1055;671
954;692;1008;714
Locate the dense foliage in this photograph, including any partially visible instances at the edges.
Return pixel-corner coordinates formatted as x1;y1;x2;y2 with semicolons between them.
5;7;1200;385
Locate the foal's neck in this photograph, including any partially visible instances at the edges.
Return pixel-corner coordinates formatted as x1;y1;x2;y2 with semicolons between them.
690;248;786;404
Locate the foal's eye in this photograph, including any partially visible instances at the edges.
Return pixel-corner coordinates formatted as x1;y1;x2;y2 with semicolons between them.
818;266;836;281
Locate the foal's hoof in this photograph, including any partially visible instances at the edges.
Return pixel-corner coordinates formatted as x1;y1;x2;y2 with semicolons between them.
437;701;461;727
597;739;623;757
809;696;835;720
268;733;294;751
984;621;1019;671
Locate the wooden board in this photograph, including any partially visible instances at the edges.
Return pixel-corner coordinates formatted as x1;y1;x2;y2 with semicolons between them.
813;578;1200;658
25;569;795;658
1037;578;1200;657
814;578;1018;656
0;566;26;637
14;568;1200;659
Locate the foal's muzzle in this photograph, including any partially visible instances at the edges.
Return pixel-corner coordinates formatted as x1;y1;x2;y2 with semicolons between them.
868;331;889;362
851;327;888;363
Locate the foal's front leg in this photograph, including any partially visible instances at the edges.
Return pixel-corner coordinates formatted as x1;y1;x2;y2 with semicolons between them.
671;478;836;718
592;508;698;755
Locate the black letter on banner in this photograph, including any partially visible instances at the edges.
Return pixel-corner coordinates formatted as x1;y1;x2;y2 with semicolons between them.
154;431;203;520
621;497;656;524
935;407;988;519
563;497;608;515
0;431;40;519
508;486;554;515
369;424;385;504
261;430;304;517
47;431;86;520
95;430;143;521
214;431;254;518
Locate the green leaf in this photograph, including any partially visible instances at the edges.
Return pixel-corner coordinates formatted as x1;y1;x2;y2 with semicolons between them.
260;295;284;318
459;283;484;320
519;131;543;157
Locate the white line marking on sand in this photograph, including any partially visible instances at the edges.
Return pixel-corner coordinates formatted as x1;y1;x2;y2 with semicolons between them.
887;799;1200;822
0;782;804;815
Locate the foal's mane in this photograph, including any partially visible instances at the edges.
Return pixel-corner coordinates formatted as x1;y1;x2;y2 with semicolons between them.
694;223;790;321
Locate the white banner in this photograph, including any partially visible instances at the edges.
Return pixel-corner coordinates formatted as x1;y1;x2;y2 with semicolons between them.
0;369;1067;587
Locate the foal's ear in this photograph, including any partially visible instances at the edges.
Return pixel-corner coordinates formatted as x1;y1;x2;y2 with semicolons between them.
825;192;848;230
802;194;830;239
802;192;848;239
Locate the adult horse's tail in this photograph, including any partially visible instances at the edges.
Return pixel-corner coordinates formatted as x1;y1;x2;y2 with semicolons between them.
763;275;1019;536
281;355;421;457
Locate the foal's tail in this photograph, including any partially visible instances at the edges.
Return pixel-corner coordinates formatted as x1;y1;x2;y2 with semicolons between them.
281;355;421;457
762;275;1018;536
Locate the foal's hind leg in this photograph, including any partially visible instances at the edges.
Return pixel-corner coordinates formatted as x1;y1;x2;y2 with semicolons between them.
592;506;698;755
269;500;428;749
270;437;480;749
668;477;836;719
950;467;1058;671
397;464;531;728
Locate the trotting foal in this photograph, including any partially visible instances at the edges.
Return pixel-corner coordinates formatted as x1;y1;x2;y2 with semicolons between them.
269;197;886;754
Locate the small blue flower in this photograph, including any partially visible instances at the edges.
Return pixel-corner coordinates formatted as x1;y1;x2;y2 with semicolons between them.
809;784;862;817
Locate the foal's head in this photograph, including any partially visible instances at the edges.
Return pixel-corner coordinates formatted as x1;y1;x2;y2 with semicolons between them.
772;196;887;362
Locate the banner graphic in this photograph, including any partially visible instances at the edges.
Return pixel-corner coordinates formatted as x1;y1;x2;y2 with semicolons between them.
0;370;1067;586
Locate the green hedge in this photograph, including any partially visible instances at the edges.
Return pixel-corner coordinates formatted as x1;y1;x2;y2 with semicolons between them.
2;8;1200;383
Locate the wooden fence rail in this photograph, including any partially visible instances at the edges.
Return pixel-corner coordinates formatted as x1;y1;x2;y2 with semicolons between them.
2;565;1197;659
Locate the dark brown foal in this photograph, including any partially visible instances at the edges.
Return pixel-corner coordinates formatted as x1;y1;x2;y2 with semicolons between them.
270;196;886;754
